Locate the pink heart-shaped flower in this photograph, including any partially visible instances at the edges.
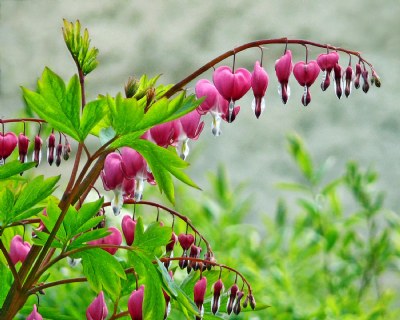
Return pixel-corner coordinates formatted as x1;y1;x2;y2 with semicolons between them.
0;132;18;161
317;52;339;71
178;233;195;250
293;60;321;87
213;66;251;101
9;235;31;265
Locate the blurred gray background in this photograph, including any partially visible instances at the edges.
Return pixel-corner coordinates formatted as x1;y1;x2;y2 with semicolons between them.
1;0;399;216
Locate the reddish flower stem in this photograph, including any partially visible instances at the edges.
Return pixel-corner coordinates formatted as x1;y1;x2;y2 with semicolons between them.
103;199;214;254
163;37;375;98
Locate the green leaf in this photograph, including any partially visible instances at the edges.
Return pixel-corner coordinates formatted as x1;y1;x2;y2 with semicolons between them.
286;133;314;183
120;139;199;204
11;175;60;222
107;94;145;135
22;68;81;141
79;248;126;301
80;99;107;139
0;188;14;225
129;250;165;320
0;161;36;180
133;218;172;254
0;263;13;308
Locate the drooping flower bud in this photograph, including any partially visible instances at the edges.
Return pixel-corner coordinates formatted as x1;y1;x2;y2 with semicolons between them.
89;227;122;255
211;279;224;314
251;61;269;118
32;135;43;166
47;132;56;165
362;69;370;93
86;291;108;320
371;69;381;87
344;65;354;98
128;285;145;320
194;277;207;320
354;63;362;89
122;215;137;246
317;52;339;91
233;290;244;315
293;60;320;106
333;63;343;99
275;50;293;104
63;138;71;160
18;133;30;163
203;251;216;271
187;245;202;273
0;132;18;165
213;66;251;122
249;293;256;310
164;232;178;269
9;235;31;265
226;283;239;315
27;304;43;320
55;142;63;167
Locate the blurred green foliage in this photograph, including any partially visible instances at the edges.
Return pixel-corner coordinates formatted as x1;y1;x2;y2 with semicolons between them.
175;133;400;320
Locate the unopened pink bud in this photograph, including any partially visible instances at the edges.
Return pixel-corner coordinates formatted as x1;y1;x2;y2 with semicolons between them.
333;63;343;99
251;61;269;118
362;69;370;93
86;291;108;320
226;283;239;315
55;143;63;167
128;285;145;320
121;215;136;246
89;227;122;255
344;65;354;98
354;63;362;89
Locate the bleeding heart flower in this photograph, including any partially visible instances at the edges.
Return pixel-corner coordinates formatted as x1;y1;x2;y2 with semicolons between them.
149;120;180;148
251;61;269;118
195;79;237;136
128;285;145;320
211;279;224;314
233;290;244;315
317;52;339;91
121;147;154;201
213;66;251;122
362;69;370;93
101;152;125;215
293;60;321;106
9;235;31;265
18;133;30;163
122;215;137;246
89;227;122;255
178;233;195;251
275;50;293;104
194;277;207;320
27;304;43;320
86;291;108;320
175;110;205;160
187;245;202;273
0;132;18;164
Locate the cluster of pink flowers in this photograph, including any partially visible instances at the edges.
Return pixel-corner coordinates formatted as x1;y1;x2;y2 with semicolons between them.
101;111;204;214
0;127;70;167
194;48;375;136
